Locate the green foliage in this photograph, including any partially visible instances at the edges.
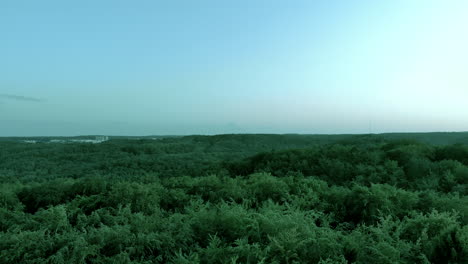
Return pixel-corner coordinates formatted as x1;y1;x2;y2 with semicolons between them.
1;134;468;263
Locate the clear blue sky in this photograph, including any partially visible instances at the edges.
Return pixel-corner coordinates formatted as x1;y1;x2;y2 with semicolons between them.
1;0;467;136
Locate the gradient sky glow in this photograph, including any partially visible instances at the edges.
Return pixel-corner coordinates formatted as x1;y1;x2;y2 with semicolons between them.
1;0;468;136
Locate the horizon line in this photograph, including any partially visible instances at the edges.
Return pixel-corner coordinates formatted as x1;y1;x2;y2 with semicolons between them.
1;131;468;138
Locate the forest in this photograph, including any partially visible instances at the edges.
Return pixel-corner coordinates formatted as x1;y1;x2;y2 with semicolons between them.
1;133;468;263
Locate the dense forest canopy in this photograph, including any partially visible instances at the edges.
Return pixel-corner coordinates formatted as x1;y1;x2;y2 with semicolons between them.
1;133;468;263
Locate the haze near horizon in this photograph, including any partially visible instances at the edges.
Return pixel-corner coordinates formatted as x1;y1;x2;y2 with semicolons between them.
1;0;467;136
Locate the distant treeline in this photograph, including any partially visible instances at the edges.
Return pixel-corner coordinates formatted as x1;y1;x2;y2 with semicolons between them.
1;134;468;263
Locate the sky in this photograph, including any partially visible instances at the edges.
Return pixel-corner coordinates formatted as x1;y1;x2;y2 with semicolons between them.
1;0;467;136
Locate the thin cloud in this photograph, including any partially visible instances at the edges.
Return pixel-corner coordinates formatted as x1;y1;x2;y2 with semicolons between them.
0;94;44;102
